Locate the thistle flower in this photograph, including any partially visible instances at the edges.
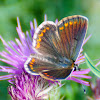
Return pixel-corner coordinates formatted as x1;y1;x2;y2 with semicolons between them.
0;15;92;99
8;72;53;100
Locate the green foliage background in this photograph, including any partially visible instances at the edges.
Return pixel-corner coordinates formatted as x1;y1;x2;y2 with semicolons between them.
0;0;100;100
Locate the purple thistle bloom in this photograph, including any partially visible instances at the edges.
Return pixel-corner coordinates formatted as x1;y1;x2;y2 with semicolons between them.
0;15;92;99
8;72;53;100
0;17;34;80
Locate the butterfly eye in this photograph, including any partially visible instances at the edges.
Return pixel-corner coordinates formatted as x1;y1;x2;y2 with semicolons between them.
74;64;79;71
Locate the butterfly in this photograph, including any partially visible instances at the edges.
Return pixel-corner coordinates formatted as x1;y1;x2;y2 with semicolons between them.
24;15;88;81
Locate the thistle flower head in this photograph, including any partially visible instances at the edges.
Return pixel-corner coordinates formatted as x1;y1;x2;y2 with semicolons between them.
0;17;35;80
8;72;53;100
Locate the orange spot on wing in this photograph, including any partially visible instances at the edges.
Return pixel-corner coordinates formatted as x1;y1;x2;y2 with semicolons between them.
32;58;35;62
42;29;46;33
74;21;77;24
64;23;68;27
46;75;50;77
44;73;53;78
39;32;43;37
59;26;64;30
69;21;73;25
30;62;34;64
35;42;40;48
44;73;47;75
46;27;49;30
29;64;34;70
37;37;41;42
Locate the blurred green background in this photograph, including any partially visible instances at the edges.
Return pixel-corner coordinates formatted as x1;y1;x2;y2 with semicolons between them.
0;0;100;100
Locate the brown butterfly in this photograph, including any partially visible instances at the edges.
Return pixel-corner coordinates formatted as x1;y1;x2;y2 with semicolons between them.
24;15;88;81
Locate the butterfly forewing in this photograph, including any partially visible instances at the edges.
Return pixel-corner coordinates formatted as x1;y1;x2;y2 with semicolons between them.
32;21;60;58
57;15;88;61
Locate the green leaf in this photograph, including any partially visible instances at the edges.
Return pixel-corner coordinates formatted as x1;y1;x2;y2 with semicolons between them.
85;53;100;77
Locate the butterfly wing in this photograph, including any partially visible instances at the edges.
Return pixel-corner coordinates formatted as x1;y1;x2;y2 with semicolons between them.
57;15;88;61
24;54;74;81
33;21;60;58
39;67;73;81
24;54;58;75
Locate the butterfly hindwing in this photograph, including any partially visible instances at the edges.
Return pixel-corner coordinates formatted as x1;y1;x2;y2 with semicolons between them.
24;54;74;81
24;54;72;76
39;67;73;81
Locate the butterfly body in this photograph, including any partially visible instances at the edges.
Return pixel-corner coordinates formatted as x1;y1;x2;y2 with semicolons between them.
24;15;88;81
